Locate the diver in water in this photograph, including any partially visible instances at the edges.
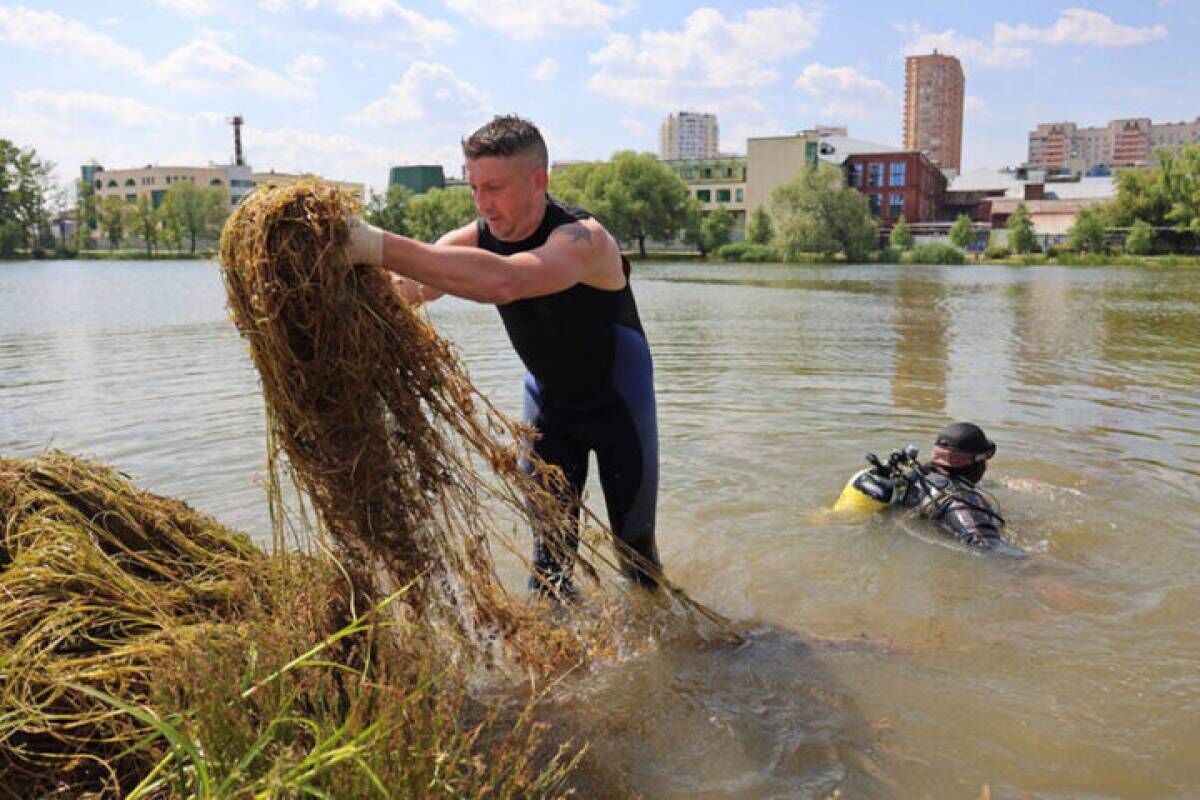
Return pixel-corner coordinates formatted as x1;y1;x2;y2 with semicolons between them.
835;422;1025;558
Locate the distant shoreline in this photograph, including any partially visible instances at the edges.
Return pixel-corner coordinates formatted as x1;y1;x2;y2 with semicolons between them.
5;250;1200;268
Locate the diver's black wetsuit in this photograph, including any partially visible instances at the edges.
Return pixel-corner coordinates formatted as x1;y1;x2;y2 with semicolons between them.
896;465;1007;550
477;196;660;590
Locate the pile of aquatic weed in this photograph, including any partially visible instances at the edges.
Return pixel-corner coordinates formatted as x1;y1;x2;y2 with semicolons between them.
0;453;581;798
218;180;730;672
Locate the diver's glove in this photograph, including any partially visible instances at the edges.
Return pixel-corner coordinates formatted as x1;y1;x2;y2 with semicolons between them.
343;216;385;267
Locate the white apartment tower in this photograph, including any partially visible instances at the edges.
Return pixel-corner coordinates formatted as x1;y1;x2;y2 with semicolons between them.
659;111;719;161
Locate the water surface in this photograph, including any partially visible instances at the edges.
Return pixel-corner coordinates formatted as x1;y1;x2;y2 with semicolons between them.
3;259;1198;797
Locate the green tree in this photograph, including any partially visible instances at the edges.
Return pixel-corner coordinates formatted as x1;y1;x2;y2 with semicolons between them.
949;213;975;251
365;184;413;235
99;195;129;250
1106;164;1170;227
1068;206;1108;253
680;196;706;256
1159;145;1200;236
701;206;736;253
583;151;693;258
547;161;605;208
889;214;913;250
7;144;55;254
161;182;227;253
134;195;160;256
547;154;694;257
1007;202;1037;254
1125;218;1155;255
73;178;98;252
0;140;19;256
746;205;773;245
403;187;476;243
1103;144;1200;250
769;163;877;262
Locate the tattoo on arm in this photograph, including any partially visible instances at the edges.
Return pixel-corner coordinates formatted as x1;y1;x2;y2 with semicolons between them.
557;222;593;245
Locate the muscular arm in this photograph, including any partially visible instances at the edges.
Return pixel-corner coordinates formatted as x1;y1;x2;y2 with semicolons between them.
380;218;621;305
388;224;477;306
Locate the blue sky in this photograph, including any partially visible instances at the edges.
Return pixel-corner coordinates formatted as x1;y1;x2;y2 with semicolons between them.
1;1;1196;193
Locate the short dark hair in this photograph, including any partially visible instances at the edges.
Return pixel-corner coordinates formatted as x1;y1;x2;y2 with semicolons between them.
462;115;548;171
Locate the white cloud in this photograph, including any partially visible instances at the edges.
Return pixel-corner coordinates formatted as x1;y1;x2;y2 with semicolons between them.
446;0;627;40
352;61;490;126
149;39;310;97
245;125;464;187
965;94;987;114
588;4;823;109
531;57;559;81
898;23;1033;68
794;63;898;119
152;0;216;17
620;116;648;138
0;4;147;72
325;0;455;43
995;9;1167;47
289;52;327;77
15;90;183;127
723;119;785;154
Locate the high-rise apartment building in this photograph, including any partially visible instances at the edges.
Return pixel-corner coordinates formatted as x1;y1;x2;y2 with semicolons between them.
903;51;965;173
1027;117;1200;174
659;111;719;161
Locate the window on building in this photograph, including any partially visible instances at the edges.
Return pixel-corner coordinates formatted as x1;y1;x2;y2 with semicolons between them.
94;180;102;190
735;188;743;202
124;178;136;187
125;194;137;203
703;167;713;178
849;163;863;187
889;193;905;216
867;163;883;187
889;162;906;187
231;179;254;188
868;194;882;216
716;189;731;203
107;180;118;188
697;189;711;202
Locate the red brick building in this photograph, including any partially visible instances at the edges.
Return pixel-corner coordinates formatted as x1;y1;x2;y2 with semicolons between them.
843;150;947;224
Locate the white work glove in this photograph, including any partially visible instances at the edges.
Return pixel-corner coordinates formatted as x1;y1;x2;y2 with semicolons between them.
343;216;385;267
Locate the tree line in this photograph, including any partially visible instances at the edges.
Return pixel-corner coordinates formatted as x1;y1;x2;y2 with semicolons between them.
1;137;232;257
78;178;229;255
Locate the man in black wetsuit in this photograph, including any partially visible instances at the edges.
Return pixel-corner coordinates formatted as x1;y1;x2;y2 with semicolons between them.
897;422;1020;556
342;115;660;595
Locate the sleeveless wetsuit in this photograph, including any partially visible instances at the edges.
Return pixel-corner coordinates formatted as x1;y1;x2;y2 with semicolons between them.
476;196;660;590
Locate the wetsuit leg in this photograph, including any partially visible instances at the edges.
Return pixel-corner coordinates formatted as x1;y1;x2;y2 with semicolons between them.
521;372;589;592
593;326;660;589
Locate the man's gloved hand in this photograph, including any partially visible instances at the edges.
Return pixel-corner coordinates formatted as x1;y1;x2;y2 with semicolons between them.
343;216;385;267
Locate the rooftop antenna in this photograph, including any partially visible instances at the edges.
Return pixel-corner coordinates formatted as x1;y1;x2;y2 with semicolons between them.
228;114;244;166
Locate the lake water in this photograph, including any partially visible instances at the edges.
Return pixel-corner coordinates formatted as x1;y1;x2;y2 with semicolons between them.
2;259;1198;798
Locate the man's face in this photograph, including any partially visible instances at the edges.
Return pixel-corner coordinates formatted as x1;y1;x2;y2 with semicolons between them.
466;155;546;241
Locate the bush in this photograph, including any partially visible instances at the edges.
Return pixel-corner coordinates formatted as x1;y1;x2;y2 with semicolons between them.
1045;244;1067;258
889;215;913;250
983;244;1011;259
1125;219;1155;255
715;241;779;262
908;242;965;265
875;246;902;263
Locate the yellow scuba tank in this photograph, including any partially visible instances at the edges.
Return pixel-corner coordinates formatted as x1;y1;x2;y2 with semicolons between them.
833;468;893;514
832;447;919;514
